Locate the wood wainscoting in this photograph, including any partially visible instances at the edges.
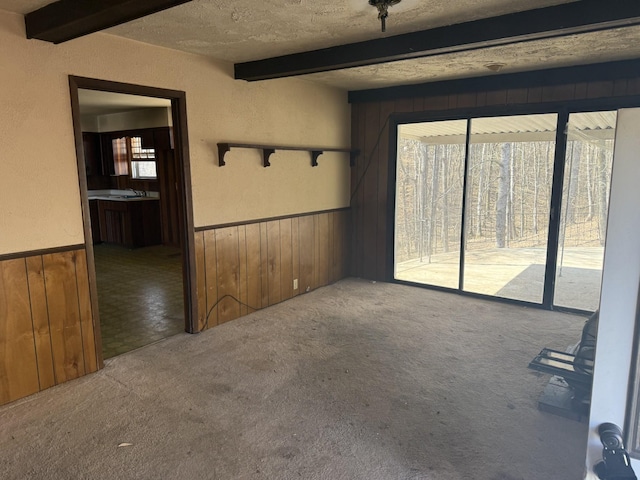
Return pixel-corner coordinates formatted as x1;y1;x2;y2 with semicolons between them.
194;209;350;331
0;246;99;406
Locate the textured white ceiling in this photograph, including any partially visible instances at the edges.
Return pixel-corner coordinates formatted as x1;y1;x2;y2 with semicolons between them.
302;25;640;90
2;0;639;91
105;0;575;63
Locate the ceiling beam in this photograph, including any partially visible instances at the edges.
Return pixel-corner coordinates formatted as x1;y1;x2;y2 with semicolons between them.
348;58;640;104
25;0;194;44
235;0;640;82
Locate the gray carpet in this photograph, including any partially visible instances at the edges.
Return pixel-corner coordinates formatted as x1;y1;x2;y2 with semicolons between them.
0;279;588;479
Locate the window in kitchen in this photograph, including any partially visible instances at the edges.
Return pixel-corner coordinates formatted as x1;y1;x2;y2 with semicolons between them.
130;136;157;179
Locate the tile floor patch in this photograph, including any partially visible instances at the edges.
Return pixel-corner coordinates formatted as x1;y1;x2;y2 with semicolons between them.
94;244;185;359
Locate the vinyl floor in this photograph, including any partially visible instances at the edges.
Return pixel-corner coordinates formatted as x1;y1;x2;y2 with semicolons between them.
93;243;185;359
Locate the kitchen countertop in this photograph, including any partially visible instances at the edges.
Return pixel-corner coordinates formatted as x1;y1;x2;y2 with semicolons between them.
89;195;159;202
88;189;160;202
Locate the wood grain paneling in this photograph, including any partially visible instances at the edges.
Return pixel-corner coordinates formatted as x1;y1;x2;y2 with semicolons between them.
25;256;56;390
377;100;396;279
0;247;99;406
194;231;207;331
331;210;350;283
362;103;380;281
266;220;282;306
216;226;241;324
0;259;40;405
541;84;575;103
43;251;86;383
75;250;98;375
238;226;248;317
291;218;300;298
316;213;330;288
299;215;315;293
259;223;269;308
425;95;449;110
204;230;218;328
350;103;361;276
351;76;640;282
485;89;508;106
194;209;350;332
506;88;528;105
280;218;294;302
245;223;263;312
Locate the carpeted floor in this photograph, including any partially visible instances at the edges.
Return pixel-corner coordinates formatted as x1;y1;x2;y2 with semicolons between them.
0;279;588;479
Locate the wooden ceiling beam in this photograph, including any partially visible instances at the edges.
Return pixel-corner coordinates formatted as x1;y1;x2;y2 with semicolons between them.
234;0;640;81
25;0;193;44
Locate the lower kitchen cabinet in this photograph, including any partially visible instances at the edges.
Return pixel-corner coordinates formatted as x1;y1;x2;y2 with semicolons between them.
97;199;161;248
89;199;101;244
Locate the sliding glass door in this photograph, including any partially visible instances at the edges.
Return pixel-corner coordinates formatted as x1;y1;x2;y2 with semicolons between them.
395;120;466;289
463;114;556;303
554;111;616;311
393;109;616;312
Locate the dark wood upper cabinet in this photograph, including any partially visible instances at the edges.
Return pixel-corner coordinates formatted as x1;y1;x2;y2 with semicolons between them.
100;134;116;176
139;129;155;150
82;132;103;176
153;127;173;151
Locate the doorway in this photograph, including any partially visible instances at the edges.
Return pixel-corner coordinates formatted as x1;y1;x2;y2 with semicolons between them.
69;77;196;365
393;109;616;313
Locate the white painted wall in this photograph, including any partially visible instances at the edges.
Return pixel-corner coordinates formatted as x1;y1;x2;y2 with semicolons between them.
585;107;640;478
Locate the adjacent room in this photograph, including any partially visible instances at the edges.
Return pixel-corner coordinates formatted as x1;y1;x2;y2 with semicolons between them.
2;1;640;480
79;89;187;359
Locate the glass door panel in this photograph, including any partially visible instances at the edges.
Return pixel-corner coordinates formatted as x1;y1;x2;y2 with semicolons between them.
554;111;616;311
463;114;557;303
394;120;467;288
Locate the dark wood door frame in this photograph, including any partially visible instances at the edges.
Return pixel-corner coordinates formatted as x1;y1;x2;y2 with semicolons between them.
68;75;197;368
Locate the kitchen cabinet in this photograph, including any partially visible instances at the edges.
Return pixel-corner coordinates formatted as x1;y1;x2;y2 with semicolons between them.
82;132;103;176
97;199;161;248
153;127;173;151
89;199;101;244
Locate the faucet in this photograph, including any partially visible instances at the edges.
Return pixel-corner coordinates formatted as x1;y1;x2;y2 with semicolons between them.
128;188;146;197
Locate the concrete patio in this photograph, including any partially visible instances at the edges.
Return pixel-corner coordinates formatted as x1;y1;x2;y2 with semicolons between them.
396;247;604;311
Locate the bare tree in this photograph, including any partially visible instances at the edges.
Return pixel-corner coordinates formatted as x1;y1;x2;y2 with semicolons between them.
426;145;441;261
597;146;608;245
441;155;450;252
566;141;582;224
585;148;594;221
532;143;540;234
496;143;511;248
474;144;487;238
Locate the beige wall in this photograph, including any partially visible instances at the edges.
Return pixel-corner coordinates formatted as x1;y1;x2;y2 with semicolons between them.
0;10;350;255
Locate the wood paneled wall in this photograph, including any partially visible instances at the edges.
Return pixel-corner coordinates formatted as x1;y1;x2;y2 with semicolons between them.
0;248;98;406
350;76;640;282
194;209;350;331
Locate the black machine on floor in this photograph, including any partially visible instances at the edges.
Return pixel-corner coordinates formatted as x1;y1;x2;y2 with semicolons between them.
528;311;598;415
594;423;637;480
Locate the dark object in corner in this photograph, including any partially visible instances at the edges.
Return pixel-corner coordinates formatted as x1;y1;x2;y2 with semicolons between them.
594;423;637;480
528;310;599;415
